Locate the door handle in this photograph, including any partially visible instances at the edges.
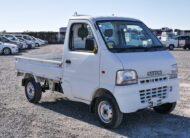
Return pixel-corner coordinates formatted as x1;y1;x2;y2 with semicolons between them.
65;59;71;64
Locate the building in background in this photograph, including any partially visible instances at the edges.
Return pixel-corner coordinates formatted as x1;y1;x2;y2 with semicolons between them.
151;27;173;36
58;27;67;43
152;27;190;36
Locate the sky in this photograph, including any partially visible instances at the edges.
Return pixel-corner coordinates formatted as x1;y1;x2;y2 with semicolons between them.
0;0;189;32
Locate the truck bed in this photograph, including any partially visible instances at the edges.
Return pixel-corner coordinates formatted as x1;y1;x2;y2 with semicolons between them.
15;54;63;81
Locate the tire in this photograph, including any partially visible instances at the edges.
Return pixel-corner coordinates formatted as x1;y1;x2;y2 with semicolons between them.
28;45;32;49
168;45;174;50
24;78;42;103
183;47;186;50
3;48;11;55
36;43;40;47
153;102;176;114
95;94;123;128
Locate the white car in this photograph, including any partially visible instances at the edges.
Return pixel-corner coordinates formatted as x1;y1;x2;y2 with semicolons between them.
0;34;24;49
17;38;29;49
37;38;48;45
15;16;179;128
14;34;36;49
0;42;18;55
30;36;43;47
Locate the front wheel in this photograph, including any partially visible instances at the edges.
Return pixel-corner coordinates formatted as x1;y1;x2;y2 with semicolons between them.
3;48;11;55
153;102;176;114
168;45;174;50
35;43;40;47
95;94;123;128
25;78;42;103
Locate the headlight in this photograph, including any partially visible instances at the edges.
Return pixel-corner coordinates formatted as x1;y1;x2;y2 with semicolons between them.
169;64;178;79
116;70;138;85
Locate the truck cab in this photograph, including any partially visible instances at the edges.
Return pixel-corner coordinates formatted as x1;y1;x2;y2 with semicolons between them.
15;16;179;128
161;32;178;50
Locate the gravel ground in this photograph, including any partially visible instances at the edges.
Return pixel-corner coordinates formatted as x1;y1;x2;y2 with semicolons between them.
0;45;190;138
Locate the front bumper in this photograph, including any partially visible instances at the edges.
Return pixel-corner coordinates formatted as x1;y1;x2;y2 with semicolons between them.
12;48;19;54
113;77;179;113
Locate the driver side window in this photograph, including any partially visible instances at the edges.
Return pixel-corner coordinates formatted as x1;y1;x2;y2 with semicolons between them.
69;23;96;52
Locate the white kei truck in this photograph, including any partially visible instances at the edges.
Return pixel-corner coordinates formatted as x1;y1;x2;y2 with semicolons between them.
161;32;178;50
15;16;179;128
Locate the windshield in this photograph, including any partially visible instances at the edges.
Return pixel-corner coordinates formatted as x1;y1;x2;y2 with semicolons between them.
97;21;163;52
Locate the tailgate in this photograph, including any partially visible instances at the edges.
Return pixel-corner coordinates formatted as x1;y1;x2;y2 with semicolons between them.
15;55;63;81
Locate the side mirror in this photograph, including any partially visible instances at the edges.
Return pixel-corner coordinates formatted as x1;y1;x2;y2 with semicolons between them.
85;39;97;53
104;29;113;37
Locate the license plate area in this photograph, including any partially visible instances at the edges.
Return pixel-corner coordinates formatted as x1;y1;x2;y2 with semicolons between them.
147;97;162;107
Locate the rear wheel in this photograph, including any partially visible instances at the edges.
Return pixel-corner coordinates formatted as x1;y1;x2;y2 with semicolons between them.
168;45;174;50
3;48;11;55
25;78;42;103
153;102;176;114
95;94;123;128
183;46;186;50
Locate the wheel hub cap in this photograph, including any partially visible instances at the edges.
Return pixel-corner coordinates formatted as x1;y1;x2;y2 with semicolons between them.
98;101;113;123
4;49;10;55
26;82;35;99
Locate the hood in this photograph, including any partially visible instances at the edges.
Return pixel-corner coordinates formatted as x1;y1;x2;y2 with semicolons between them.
115;50;176;78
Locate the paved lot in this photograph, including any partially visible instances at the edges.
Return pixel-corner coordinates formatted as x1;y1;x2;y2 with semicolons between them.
0;45;190;138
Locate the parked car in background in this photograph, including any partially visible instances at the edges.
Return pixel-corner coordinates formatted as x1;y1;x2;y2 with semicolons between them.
30;36;43;47
37;38;48;45
0;36;23;49
14;34;35;49
161;32;178;50
17;37;29;49
0;34;19;41
0;34;23;49
0;41;18;55
178;35;190;50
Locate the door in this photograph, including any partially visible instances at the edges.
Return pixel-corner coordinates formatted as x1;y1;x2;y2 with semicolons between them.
63;22;99;102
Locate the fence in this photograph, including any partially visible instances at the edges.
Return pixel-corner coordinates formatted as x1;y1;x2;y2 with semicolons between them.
23;32;59;44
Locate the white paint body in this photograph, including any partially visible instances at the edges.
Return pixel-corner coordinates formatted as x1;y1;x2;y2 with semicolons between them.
14;34;36;48
161;32;178;48
0;42;19;54
15;16;179;113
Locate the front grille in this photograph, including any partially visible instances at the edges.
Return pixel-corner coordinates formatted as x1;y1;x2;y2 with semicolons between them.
140;76;168;84
139;86;168;103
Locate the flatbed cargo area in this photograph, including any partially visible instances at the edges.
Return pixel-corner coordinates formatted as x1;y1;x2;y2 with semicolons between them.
15;54;63;81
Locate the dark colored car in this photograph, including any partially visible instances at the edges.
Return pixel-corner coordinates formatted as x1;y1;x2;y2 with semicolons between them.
178;35;190;50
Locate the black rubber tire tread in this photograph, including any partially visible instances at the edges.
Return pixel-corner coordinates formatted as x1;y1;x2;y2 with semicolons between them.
153;102;176;114
25;77;42;103
168;45;174;50
95;94;123;128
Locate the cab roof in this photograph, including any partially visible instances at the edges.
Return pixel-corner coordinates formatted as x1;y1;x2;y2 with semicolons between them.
70;15;142;23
